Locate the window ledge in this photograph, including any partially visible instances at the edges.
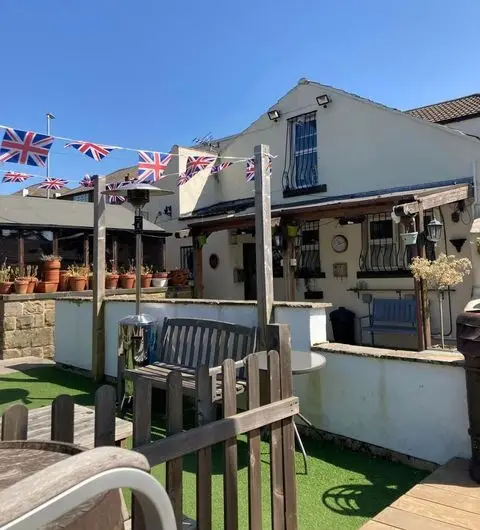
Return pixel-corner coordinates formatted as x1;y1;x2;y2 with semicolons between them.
283;184;327;198
357;270;412;279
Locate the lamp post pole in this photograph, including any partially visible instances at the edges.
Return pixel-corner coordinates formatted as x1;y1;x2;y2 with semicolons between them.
134;210;143;316
46;113;55;199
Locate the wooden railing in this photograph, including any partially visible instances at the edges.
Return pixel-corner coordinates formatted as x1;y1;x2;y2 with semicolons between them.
132;324;299;530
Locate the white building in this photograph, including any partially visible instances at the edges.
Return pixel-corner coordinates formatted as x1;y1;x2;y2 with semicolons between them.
142;79;480;350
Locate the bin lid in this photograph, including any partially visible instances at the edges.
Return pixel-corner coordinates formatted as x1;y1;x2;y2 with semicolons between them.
119;313;157;326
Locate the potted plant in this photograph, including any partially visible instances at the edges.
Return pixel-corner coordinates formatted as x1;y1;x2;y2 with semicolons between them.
141;265;153;288
411;253;472;349
168;268;189;286
41;254;62;284
152;270;169;288
58;269;70;291
36;281;58;293
26;265;39;294
119;263;135;289
12;267;30;295
67;264;88;292
105;263;120;290
0;260;13;294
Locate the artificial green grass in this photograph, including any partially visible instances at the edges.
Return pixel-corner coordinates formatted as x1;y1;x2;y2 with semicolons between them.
0;367;428;529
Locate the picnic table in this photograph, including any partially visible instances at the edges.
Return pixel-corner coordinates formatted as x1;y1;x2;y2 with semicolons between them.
0;403;132;448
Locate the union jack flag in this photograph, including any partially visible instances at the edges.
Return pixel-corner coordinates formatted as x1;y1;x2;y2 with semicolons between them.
38;177;68;190
2;171;31;183
106;181;126;204
137;151;172;182
65;141;116;162
0;128;54;167
178;156;216;186
80;174;94;187
211;161;233;175
245;158;255;182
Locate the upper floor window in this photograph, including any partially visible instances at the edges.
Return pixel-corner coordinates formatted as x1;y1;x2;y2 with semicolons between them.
180;245;194;274
283;112;326;197
72;192;90;202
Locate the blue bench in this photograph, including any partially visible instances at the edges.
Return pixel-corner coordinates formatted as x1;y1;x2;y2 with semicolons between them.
360;298;417;345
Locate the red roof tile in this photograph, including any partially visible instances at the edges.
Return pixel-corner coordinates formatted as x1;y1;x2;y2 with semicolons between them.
407;94;480;123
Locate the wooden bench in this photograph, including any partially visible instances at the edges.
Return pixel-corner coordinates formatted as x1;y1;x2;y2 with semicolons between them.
124;317;257;403
360;298;417;346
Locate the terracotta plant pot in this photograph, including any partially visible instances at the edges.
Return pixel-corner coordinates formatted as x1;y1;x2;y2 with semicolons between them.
153;272;169;279
141;274;152;288
86;275;93;290
69;276;87;292
119;273;135;289
58;270;69;291
36;281;58;293
43;259;61;283
14;278;30;294
0;281;13;294
105;274;119;290
27;278;38;294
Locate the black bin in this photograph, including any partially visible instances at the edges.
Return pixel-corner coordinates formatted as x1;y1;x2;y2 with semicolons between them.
330;306;356;345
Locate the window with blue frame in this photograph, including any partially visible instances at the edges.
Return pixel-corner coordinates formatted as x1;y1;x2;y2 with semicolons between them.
289;112;318;189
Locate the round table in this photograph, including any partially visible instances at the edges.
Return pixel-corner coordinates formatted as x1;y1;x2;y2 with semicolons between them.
258;351;327;474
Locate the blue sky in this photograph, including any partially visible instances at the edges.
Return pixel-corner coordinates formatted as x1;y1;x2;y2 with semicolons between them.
1;0;480;193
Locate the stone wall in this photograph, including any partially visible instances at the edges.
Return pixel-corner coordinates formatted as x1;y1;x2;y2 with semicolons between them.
0;299;55;360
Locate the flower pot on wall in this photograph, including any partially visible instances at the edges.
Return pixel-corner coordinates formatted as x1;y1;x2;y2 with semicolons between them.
401;232;418;246
152;278;168;288
43;259;61;283
119;273;135;289
69;276;87;292
0;281;13;294
27;278;38;294
58;270;69;291
14;278;30;294
141;274;152;288
105;274;119;290
36;281;58;294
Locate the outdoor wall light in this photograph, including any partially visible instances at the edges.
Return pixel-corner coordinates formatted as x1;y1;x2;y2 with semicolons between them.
316;94;331;108
426;218;443;244
268;110;281;122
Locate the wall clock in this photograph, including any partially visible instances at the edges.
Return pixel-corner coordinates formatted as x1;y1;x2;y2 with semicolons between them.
331;234;348;253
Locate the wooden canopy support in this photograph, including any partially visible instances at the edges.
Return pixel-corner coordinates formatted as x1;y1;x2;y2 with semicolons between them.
192;235;204;298
83;233;90;267
17;230;24;276
402;184;471;214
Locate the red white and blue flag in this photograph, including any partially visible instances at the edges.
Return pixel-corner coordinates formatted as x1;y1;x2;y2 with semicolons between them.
38;177;68;190
2;171;31;183
0;128;54;167
211;161;233;175
65;141;116;162
80;174;94;187
245;158;255;182
106;181;126;204
178;156;216;186
137;151;172;182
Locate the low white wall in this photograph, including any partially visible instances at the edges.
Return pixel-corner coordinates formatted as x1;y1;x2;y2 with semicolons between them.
296;350;470;465
55;299;327;377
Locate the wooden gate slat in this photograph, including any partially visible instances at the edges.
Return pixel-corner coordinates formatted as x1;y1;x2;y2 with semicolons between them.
1;404;28;441
196;365;214;529
268;350;285;530
223;358;238;530
166;371;184;529
51;395;74;443
94;385;116;447
246;354;262;530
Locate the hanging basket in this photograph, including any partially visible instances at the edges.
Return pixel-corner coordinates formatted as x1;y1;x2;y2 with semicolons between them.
401;231;418;246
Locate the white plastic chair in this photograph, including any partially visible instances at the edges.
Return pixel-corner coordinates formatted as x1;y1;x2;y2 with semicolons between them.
0;446;176;530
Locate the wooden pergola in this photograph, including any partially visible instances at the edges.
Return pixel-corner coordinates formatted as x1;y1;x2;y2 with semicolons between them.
185;181;472;351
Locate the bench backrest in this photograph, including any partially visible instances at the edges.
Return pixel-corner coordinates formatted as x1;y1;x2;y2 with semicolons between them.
156;317;257;369
372;298;417;325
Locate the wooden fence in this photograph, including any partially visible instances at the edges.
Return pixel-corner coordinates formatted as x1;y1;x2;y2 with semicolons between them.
132;324;299;530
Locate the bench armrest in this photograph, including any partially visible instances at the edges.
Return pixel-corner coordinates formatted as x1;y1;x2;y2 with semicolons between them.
0;446;176;530
208;358;246;376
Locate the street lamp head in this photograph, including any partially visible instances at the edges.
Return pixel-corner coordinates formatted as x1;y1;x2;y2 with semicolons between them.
102;181;174;209
46;113;56;120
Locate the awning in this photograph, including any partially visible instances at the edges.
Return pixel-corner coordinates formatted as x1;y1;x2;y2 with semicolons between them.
184;180;472;234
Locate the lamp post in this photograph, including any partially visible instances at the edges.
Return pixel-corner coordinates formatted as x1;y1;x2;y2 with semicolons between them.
102;181;173;316
46;113;55;199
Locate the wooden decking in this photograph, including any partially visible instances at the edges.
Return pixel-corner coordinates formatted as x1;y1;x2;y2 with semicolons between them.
362;458;480;529
0;403;132;448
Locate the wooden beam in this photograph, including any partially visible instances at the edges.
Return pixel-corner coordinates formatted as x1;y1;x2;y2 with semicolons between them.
92;175;106;382
52;231;59;256
159;237;166;271
83;233;89;267
282;232;296;302
403;184;471;214
193;237;204;298
418;206;432;349
112;233;118;272
254;144;274;349
17;230;24;276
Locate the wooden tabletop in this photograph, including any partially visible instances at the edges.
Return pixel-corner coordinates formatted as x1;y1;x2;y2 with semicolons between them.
0;404;132;449
257;351;327;375
362;458;480;529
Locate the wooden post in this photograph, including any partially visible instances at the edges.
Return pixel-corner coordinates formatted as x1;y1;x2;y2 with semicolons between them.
52;231;59;256
83;233;90;267
254;144;274;348
417;205;432;349
92;175;106;381
17;230;24;276
112;233;118;271
193;235;204;298
282;226;296;301
159;237;166;271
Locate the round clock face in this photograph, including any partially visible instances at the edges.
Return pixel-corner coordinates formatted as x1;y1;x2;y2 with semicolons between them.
332;235;348;253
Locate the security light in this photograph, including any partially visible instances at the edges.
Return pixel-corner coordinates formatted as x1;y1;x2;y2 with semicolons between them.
268;110;281;122
316;95;331;108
